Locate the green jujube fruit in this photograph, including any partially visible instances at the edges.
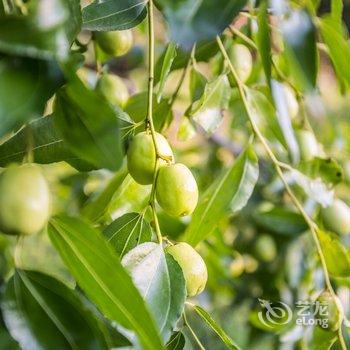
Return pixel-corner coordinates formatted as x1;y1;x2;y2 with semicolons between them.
127;131;174;185
229;43;253;84
166;242;207;297
156;163;198;217
320;199;350;235
296;129;319;161
94;30;133;57
254;234;277;262
316;290;343;331
0;164;50;235
96;73;129;107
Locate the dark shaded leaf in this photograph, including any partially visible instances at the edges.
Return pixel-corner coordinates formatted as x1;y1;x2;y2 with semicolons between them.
82;0;147;31
2;270;108;350
54;78;123;171
156;0;247;50
0;115;93;171
0;58;64;138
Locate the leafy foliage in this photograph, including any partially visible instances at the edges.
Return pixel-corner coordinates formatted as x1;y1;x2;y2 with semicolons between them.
1;0;350;349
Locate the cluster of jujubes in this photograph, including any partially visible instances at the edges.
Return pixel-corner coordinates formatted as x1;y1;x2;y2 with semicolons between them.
127;131;207;296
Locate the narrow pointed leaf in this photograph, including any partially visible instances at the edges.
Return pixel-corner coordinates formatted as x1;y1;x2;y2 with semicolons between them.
193;305;240;350
157;43;177;102
103;212;152;257
185;146;259;246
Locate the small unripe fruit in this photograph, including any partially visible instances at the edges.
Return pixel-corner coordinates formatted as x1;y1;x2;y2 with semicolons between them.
254;235;277;262
296;129;319;161
316;290;343;331
95;73;129;107
229;44;252;83
283;84;299;119
320;199;350;235
156;164;198;217
0;164;50;235
166;242;207;297
229;256;245;278
94;30;133;57
127;132;174;185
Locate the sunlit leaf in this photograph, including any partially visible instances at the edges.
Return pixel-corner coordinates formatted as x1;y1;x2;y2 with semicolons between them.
122;242;186;341
48;215;164;349
185;146;259;246
103;212;152;257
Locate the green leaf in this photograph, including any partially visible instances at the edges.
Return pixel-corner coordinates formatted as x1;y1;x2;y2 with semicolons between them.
311;326;337;350
54;78;123;171
319;16;350;89
65;0;82;43
0;58;63;138
155;40;219;83
317;230;350;277
48;215;164;350
0;0;71;60
0;115;93;171
256;0;271;84
246;88;286;149
2;270;108;350
103;212;152;258
109;174;152;218
189;65;207;102
282;10;318;90
185;146;259;246
166;332;185;350
253;206;307;236
189;74;230;134
270;80;300;164
125;92;172;132
82;0;147;31
157;42;177;103
82;165;128;222
122;243;186;341
156;0;247;50
193;305;240;350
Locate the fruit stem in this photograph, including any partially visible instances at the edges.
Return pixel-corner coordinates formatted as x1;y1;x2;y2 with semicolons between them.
93;39;102;75
147;0;162;244
216;35;346;349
